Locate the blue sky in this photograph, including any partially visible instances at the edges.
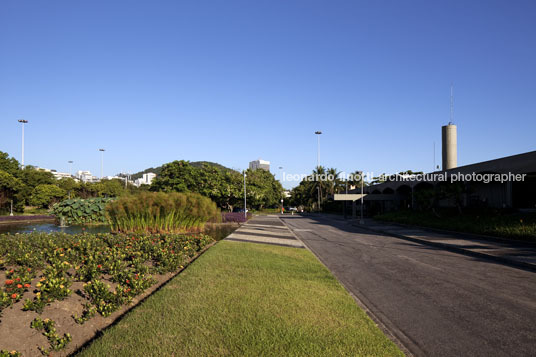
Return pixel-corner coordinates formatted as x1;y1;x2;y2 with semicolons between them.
1;0;535;188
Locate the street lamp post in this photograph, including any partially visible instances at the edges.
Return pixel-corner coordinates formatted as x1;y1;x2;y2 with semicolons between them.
360;171;365;225
124;173;130;189
68;161;74;177
315;131;322;168
99;149;105;179
315;131;322;211
243;172;247;220
18;119;28;169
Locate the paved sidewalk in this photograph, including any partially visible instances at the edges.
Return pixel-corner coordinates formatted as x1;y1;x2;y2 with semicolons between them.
354;218;536;271
225;215;304;248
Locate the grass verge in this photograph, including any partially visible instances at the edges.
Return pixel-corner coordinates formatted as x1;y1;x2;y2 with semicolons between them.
77;241;403;356
375;209;536;242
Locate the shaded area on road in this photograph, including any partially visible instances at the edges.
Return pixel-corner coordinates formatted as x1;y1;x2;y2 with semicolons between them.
281;214;536;357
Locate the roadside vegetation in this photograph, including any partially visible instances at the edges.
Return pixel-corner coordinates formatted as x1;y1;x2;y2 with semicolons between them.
106;192;220;233
0;152;284;216
150;160;283;211
376;209;536;241
0;151;143;215
289;166;366;212
78;241;403;357
0;231;214;355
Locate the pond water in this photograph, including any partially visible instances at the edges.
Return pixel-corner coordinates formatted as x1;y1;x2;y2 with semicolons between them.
0;222;238;239
0;222;111;235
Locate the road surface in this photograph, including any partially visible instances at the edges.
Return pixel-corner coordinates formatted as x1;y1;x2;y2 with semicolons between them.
281;214;536;357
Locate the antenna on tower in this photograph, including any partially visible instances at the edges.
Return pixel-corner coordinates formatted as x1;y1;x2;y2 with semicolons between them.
449;83;454;124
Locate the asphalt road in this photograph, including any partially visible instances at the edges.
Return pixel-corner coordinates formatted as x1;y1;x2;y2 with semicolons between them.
280;214;536;357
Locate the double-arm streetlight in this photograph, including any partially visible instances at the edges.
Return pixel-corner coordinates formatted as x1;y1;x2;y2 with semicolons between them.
99;149;105;178
18;119;28;169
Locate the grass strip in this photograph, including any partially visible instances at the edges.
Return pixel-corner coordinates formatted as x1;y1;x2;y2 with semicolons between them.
77;241;403;356
376;210;536;242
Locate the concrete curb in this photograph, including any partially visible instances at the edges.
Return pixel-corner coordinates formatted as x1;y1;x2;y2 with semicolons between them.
354;223;536;273
279;216;417;357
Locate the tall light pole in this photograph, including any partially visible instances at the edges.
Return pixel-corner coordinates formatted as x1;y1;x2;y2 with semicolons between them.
315;131;322;211
359;171;364;225
18;119;28;169
243;172;247;220
315;131;322;168
99;149;105;179
68;161;74;177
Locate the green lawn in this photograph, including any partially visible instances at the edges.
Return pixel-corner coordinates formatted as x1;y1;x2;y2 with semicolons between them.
376;209;536;242
77;241;403;356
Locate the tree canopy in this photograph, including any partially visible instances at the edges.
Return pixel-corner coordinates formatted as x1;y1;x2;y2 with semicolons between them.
150;160;283;211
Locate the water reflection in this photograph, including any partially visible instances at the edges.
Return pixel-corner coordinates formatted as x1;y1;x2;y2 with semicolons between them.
0;222;238;240
0;223;111;235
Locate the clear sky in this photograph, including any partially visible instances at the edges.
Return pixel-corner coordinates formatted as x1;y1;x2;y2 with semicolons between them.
1;0;535;188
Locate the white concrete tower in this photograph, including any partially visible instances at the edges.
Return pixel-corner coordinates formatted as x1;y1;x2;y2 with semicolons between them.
442;124;457;170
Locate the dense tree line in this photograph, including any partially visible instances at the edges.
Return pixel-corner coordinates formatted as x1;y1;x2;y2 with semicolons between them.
0;151;141;213
289;166;364;211
150;160;283;211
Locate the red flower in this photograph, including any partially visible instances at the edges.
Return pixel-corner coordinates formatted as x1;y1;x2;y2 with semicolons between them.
17;284;23;289
97;264;102;269
27;268;32;272
15;278;20;282
5;280;14;285
24;283;31;288
11;293;17;299
126;279;130;284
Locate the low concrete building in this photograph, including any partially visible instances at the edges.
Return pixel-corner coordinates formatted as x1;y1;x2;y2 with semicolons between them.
343;150;536;213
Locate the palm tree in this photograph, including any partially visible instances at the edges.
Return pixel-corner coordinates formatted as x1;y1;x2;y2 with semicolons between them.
326;167;343;195
310;166;329;210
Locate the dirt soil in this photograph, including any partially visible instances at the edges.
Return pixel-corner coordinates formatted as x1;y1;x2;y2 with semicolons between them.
0;244;214;356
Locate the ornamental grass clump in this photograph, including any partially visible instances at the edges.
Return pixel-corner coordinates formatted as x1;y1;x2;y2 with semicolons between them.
106;192;221;233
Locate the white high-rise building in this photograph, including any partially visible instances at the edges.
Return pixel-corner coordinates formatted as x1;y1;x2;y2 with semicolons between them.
135;172;156;186
249;159;270;171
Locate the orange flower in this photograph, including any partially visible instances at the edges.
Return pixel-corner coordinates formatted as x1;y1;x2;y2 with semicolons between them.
24;283;31;288
17;284;22;289
11;293;17;299
5;280;14;285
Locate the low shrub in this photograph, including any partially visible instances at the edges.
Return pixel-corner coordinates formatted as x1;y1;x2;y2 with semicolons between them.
51;198;113;225
106;192;221;233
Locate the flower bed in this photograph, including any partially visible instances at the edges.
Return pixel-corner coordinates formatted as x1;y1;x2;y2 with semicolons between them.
221;212;252;223
0;231;214;355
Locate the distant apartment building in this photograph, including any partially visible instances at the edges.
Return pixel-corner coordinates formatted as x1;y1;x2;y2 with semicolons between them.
76;170;100;183
135;172;156;187
249;159;270;171
51;171;72;180
37;167;72;180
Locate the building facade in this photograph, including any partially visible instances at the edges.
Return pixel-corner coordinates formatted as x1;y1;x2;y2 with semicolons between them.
249;159;270;171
